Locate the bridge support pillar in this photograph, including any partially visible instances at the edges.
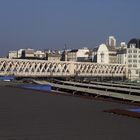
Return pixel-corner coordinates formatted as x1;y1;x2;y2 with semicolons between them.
69;62;75;76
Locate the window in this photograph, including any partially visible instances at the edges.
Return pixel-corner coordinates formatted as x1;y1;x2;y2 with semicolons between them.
133;60;137;63
128;50;132;53
133;64;137;67
136;70;139;74
130;44;136;48
133;55;137;58
133;50;137;53
101;53;104;63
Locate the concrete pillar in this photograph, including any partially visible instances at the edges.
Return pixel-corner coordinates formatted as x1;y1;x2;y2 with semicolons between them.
69;62;75;76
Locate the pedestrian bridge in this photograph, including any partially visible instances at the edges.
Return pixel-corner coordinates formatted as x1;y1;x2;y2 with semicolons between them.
0;58;126;78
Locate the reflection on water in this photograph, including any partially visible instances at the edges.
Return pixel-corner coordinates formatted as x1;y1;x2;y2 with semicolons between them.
127;108;140;113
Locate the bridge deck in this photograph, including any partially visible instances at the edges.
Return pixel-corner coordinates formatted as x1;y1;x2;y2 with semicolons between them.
53;80;140;95
89;81;140;89
34;80;140;102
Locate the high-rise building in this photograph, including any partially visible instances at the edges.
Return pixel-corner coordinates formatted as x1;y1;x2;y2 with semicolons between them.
107;36;117;47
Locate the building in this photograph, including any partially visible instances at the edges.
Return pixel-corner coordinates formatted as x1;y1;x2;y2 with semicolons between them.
8;51;18;59
17;49;25;58
67;47;89;62
90;48;98;62
61;50;68;61
46;53;61;61
117;48;127;64
120;42;127;48
8;49;46;59
22;49;34;58
127;39;140;80
116;42;127;64
8;49;26;59
106;36;117;47
97;44;117;64
34;51;46;59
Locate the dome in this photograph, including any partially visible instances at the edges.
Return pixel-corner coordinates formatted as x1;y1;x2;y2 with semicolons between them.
128;39;140;48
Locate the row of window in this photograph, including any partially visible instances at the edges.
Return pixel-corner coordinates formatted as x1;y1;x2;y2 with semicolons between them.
128;60;140;63
128;64;138;67
128;55;140;58
128;50;140;53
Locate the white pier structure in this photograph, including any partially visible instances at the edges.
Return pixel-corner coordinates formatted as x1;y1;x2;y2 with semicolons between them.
0;58;127;77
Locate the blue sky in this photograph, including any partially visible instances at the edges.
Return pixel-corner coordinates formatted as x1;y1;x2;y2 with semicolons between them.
0;0;140;56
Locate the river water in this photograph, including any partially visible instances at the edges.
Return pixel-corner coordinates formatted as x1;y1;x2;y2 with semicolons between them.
0;86;140;140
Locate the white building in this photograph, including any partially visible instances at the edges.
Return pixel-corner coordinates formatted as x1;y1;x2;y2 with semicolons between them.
17;49;25;58
97;44;117;64
127;39;140;80
67;47;89;62
8;51;18;59
9;49;25;59
120;42;127;48
8;49;35;59
117;49;127;64
61;50;68;61
34;51;46;59
89;48;98;62
22;48;34;58
107;36;117;47
46;53;61;61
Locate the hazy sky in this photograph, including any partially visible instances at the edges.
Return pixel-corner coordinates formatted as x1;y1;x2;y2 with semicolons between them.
0;0;140;56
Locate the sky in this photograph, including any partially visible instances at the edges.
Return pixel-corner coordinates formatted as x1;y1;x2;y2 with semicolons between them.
0;0;140;56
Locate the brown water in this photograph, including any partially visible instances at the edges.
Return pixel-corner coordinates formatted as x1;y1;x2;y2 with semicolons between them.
0;86;140;140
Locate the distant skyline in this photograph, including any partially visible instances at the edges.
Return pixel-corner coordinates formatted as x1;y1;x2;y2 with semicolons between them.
0;0;140;56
